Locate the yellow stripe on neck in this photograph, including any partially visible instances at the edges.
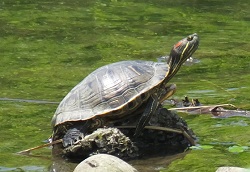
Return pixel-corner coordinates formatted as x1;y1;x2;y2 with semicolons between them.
180;42;190;61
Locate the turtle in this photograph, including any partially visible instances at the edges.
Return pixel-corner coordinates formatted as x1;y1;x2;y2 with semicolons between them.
51;33;199;147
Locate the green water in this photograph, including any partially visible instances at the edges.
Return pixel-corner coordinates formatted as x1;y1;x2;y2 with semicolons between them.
0;0;249;171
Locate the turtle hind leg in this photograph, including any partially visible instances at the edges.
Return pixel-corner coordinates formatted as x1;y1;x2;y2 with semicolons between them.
134;94;159;137
62;121;90;148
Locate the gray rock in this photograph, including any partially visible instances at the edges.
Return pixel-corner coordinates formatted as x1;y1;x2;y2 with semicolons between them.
73;154;138;172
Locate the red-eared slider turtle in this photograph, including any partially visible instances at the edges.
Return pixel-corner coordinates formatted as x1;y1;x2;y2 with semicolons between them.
52;33;199;147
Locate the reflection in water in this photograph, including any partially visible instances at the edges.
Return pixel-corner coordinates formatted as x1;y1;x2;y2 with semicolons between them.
130;152;188;172
50;158;77;172
50;150;188;172
0;166;47;172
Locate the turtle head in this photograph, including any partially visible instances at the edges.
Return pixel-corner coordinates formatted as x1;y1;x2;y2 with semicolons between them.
167;33;199;78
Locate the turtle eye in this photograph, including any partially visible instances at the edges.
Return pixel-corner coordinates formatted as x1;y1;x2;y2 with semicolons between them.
187;35;193;41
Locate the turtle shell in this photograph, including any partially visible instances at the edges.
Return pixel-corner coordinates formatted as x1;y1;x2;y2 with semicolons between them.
52;60;169;127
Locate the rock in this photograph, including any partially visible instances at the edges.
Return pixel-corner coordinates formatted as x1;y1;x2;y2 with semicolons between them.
73;154;138;172
64;127;139;159
60;107;195;160
216;167;250;172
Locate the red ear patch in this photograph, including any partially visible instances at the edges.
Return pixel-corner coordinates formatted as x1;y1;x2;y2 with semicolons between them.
174;41;182;49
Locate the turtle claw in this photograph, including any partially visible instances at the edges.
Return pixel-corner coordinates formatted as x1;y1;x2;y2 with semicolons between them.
63;128;84;147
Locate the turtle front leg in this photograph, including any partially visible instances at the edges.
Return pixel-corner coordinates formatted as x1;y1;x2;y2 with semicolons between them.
134;94;159;137
134;84;176;137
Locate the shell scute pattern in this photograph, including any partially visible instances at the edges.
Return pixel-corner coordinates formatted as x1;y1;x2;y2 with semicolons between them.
52;60;169;126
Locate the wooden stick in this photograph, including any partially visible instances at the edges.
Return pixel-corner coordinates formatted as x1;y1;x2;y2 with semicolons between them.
169;104;236;111
178;127;196;146
17;139;62;155
116;125;183;134
17;125;196;154
116;125;196;146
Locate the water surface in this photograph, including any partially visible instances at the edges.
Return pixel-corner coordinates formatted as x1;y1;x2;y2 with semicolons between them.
0;0;250;171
